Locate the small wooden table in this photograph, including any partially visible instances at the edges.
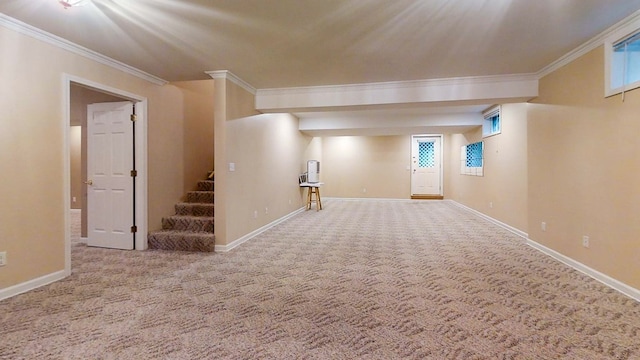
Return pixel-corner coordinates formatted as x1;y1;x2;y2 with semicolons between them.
300;182;323;211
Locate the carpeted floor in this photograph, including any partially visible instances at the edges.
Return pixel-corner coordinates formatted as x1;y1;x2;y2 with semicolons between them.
1;200;638;359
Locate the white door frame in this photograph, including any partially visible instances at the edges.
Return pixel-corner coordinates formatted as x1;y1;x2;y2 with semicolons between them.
63;74;148;275
410;134;444;196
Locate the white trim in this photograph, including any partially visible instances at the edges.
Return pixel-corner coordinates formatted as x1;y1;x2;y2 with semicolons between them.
410;134;444;197
205;70;257;95
538;9;640;79
603;14;640;97
0;270;67;301
526;239;640;302
63;73;149;263
0;13;167;86
215;207;306;252
324;197;423;202
448;200;528;239
449;200;640;302
256;74;538;112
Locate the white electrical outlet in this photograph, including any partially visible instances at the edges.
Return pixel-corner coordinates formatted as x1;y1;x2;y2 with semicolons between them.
489;202;493;208
541;222;546;231
0;251;7;266
229;162;235;172
265;207;268;214
582;235;590;248
362;188;367;193
253;210;258;219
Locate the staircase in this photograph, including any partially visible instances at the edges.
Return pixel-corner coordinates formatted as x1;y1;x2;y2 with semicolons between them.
147;177;215;252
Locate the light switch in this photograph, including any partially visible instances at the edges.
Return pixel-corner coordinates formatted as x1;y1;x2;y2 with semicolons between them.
229;162;235;172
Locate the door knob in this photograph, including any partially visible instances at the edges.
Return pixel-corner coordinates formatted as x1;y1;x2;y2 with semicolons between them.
84;180;93;186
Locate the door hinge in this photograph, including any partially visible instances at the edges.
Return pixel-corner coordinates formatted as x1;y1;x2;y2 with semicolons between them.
131;225;137;233
130;114;137;122
130;170;137;177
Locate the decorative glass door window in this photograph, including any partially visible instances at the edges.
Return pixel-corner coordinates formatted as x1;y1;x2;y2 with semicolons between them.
418;141;435;167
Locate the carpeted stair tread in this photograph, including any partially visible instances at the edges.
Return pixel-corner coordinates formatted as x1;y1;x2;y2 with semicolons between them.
186;191;214;203
148;230;215;252
175;203;214;217
197;180;214;192
162;215;213;232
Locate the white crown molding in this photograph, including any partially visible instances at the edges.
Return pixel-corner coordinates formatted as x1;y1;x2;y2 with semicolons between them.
537;9;640;79
0;13;167;86
205;70;256;95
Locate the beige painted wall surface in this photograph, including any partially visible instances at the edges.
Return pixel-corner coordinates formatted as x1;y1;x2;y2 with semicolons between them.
69;126;82;210
446;104;529;232
321;136;412;199
172;80;215;197
0;25;185;289
225;113;312;243
529;46;640;289
213;79;262;246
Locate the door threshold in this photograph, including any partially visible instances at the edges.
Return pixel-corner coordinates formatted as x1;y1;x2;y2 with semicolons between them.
411;195;444;200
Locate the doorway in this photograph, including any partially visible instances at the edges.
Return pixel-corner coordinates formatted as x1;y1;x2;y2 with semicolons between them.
64;75;148;273
410;135;443;198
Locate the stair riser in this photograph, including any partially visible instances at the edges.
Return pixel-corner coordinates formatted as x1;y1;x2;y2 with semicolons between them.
187;191;214;203
175;204;214;217
148;232;215;252
162;217;213;232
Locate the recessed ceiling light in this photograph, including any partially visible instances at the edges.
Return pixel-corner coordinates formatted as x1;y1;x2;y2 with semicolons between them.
58;0;90;9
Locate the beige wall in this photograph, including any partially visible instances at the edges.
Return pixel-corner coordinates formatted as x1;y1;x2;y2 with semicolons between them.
213;79;313;246
0;25;185;289
320;135;412;199
446;104;529;232
172;80;215;197
529;46;640;289
213;79;261;246
69;126;82;210
225;113;313;242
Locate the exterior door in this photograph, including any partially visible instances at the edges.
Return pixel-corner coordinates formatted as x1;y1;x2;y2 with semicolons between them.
411;135;442;196
86;102;134;250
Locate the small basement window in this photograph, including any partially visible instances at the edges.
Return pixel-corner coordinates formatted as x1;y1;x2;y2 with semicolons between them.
460;141;483;176
482;106;501;138
605;18;640;97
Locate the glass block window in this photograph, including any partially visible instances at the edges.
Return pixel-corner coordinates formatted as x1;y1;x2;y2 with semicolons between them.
418;141;435;168
460;141;483;176
466;142;483;167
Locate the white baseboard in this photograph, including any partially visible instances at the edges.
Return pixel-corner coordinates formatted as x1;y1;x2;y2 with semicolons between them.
448;200;528;239
0;270;69;301
324;197;420;202
527;239;640;302
215;207;306;252
449;200;639;302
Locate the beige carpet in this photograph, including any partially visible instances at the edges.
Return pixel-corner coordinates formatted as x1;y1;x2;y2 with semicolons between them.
1;200;638;359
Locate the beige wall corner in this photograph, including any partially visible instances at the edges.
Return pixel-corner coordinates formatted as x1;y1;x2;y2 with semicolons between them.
0;24;185;290
446;104;529;233
172;80;215;196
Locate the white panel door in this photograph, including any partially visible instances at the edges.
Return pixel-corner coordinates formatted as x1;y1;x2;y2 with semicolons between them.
87;102;134;250
411;135;442;196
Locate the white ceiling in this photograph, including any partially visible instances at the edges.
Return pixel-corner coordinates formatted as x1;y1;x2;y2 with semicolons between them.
2;0;640;135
